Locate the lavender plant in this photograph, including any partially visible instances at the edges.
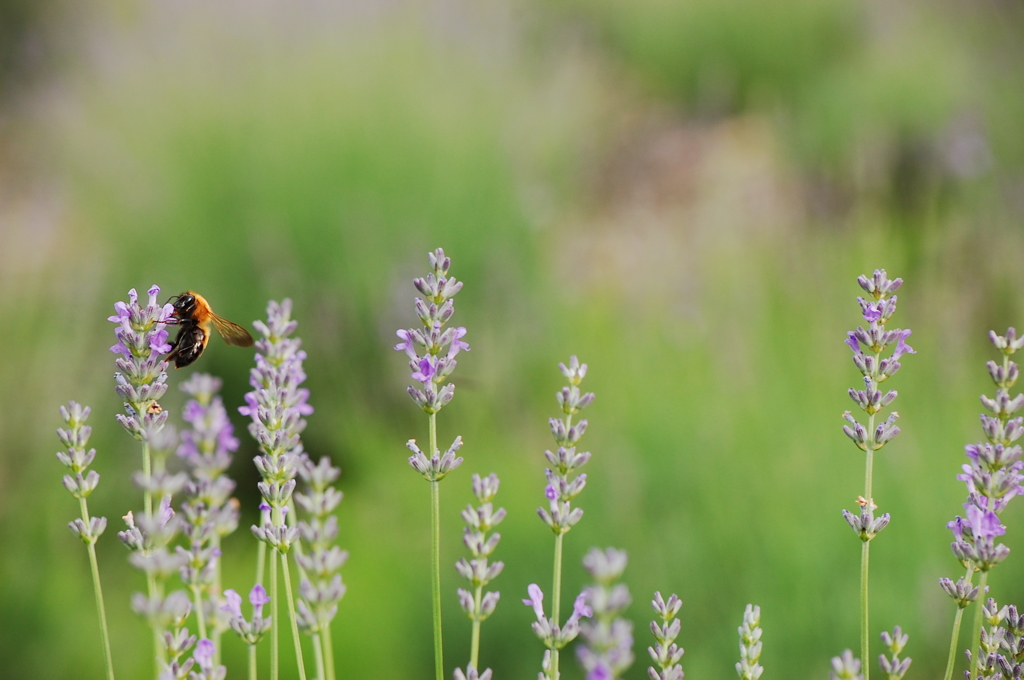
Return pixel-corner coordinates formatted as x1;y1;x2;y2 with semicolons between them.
241;298;313;680
158;591;197;680
735;605;763;680
841;269;914;677
831;651;864;680
877;627;911;680
57;401;115;680
524;584;592;680
647;592;684;680
110;285;187;671
939;328;1024;680
454;473;505;680
223;585;273;680
577;548;634;680
295;456;348;680
177;373;241;658
536;355;594;679
394;247;469;680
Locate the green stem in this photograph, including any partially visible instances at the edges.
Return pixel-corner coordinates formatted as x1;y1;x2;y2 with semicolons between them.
312;630;326;680
80;498;115;680
429;411;444;680
142;442;164;672
469;585;483;671
191;583;208;640
257;540;267;586
321;624;336;680
969;570;989;680
550;532;564;680
213;533;222;667
942;564;976;680
280;552;307;680
861;403;876;680
143;442;153;519
271;542;279;680
249;644;258;680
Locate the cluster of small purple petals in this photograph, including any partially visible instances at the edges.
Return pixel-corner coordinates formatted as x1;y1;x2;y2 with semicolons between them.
735;605;763;680
394;248;469;415
177;374;240;629
57;402;108;544
222;585;273;645
647;592;684;680
242;300;311;546
187;638;226;680
539;356;594;535
121;497;188;580
942;329;1024;601
577;548;634;680
524;583;592;653
830;650;864;680
408;436;464;482
294;455;348;634
456;473;505;624
110;285;174;440
842;498;890;542
142;590;196;680
965;599;1024;680
878;627;911;680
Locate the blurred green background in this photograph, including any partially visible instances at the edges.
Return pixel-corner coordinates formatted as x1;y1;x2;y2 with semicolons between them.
3;0;1024;678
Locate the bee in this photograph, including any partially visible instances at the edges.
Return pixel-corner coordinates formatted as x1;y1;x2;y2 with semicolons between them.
166;291;254;368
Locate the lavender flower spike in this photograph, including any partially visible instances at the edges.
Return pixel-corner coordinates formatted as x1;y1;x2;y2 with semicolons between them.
57;402;116;680
110;285;174;441
394;248;471;680
941;327;1024;680
842;270;912;680
524;583;591;657
648;592;684;680
178;373;240;650
878;627;911;680
577;548;634;680
735;605;763;680
456;473;506;678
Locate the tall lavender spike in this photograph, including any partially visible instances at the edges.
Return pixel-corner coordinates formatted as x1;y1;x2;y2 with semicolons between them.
177;373;240;657
735;605;763;680
842;269;913;680
57;401;116;680
241;298;312;680
940;328;1024;680
454;473;506;680
648;593;684;680
393;248;470;680
576;548;634;680
110;285;182;673
295;455;348;680
535;355;595;680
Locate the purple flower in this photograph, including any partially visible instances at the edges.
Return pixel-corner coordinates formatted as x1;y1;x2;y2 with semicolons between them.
568;592;592;626
967;505;1006;539
193;638;215;671
523;583;546;622
947;516;966;542
394;248;468;416
892;330;916;360
587;663;612;680
249;584;270;616
221;589;243;619
845;332;862;355
545;485;558;501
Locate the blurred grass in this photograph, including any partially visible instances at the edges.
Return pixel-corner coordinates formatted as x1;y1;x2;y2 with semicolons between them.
3;1;1024;679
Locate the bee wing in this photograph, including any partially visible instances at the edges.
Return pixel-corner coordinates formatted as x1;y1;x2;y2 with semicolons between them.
210;314;254;347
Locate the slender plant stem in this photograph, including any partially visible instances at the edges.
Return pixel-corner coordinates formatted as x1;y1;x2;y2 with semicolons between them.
249;644;258;680
969;570;989;680
280;553;308;680
429;411;444;680
469;584;483;670
213;533;222;667
943;565;975;680
271;543;279;680
550;532;564;680
257;540;267;586
861;403;876;680
79;498;115;680
312;630;326;680
143;442;153;519
141;442;165;672
944;608;966;680
191;583;208;640
321;624;336;680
